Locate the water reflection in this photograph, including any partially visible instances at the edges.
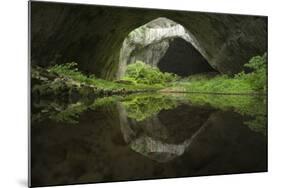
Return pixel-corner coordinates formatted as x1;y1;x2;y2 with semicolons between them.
31;93;267;186
118;100;211;162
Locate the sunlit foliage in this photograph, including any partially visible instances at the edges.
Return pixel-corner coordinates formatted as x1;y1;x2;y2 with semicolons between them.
123;61;179;85
235;53;267;91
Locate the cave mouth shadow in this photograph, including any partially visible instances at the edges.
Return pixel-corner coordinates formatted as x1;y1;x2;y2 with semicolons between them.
158;37;217;77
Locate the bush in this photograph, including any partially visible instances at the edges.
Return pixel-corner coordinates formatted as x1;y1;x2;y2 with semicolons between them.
123;61;179;85
235;53;267;91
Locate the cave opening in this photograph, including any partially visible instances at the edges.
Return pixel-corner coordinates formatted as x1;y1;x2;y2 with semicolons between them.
157;38;217;77
118;17;219;79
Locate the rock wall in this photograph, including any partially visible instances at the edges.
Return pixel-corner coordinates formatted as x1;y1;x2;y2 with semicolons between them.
129;40;170;68
30;2;267;79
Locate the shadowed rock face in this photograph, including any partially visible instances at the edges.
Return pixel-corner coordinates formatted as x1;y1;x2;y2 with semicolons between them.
30;2;267;79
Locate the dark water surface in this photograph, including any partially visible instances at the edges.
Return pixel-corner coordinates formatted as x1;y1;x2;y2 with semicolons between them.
31;93;267;187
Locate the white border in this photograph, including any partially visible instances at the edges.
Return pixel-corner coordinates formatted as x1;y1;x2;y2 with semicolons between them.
1;0;281;188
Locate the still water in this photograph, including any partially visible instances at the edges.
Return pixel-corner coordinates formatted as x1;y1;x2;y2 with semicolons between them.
31;93;267;187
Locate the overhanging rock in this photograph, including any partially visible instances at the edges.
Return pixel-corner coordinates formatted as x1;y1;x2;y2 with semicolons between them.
117;17;210;79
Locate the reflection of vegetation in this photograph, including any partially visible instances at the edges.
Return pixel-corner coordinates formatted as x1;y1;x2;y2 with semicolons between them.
121;93;267;135
49;102;88;124
182;94;266;116
123;61;179;85
32;92;267;135
32;101;90;124
120;93;267;135
32;97;119;124
181;94;267;135
91;96;121;109
121;94;179;121
245;116;267;135
173;54;267;94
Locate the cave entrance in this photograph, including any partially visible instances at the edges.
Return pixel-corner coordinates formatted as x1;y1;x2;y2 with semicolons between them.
118;17;218;79
157;37;217;77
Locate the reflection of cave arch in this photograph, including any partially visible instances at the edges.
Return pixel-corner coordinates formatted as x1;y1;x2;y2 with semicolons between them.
117;17;216;78
117;102;211;163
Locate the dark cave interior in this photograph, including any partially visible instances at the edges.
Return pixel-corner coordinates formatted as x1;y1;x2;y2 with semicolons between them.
158;38;217;77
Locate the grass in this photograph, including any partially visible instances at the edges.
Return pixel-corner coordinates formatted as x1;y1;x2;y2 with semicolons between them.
168;53;267;94
173;74;255;94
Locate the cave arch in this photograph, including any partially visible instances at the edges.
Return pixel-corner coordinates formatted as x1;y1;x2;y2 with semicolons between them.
117;17;215;78
31;3;267;80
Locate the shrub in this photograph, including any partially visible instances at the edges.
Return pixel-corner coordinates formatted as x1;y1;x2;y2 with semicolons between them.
235;53;267;91
123;61;179;85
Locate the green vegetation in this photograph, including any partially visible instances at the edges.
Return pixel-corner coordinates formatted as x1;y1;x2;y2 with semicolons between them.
32;91;267;135
49;102;88;124
32;62;164;99
122;93;267;135
48;62;95;84
180;93;267;135
32;54;267;98
121;93;179;121
91;96;121;109
31;54;267;133
174;75;254;93
181;94;266;116
32;96;121;124
32;100;90;124
123;61;179;85
47;62;160;91
171;54;267;94
235;53;267;91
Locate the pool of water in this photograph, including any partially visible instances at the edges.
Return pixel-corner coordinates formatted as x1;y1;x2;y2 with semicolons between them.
31;93;267;187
